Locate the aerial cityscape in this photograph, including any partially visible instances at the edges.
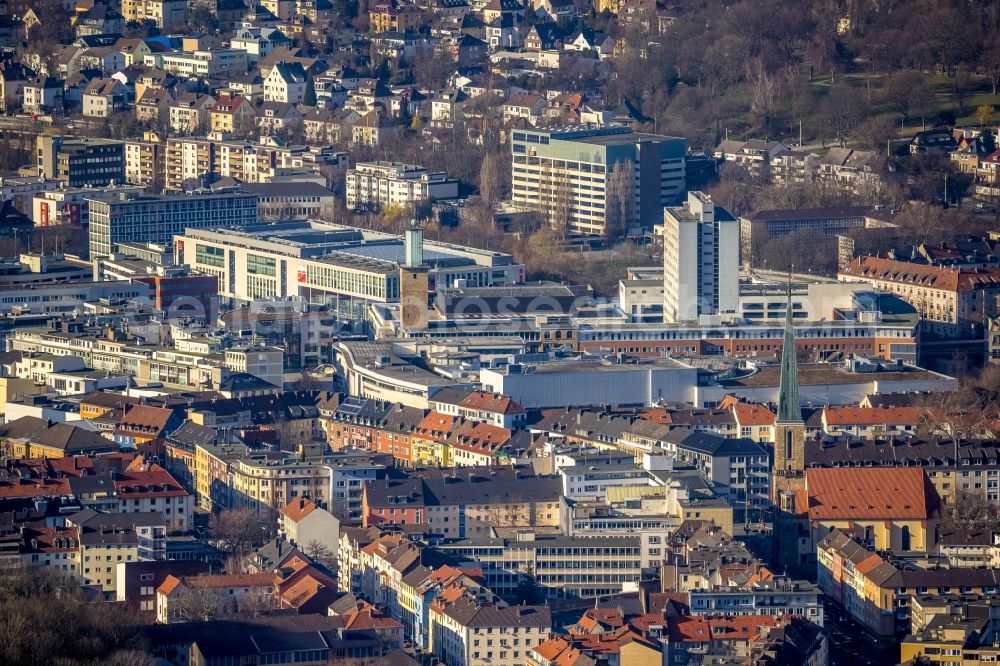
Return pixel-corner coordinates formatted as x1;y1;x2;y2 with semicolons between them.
0;0;998;665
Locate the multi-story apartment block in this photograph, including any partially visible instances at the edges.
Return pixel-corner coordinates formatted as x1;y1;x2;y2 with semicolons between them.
688;580;825;626
124;134;165;189
818;530;1000;645
663;430;771;522
740;206;896;266
840;255;1000;338
87;189;259;257
429;592;551;666
438;531;642;600
32;185;145;227
146;49;248;78
164;136;342;191
511;125;686;236
207;450;386;519
36;135;125;187
121;0;187;30
345;161;459;210
71;510;166;595
363;470;562;539
661;191;739;322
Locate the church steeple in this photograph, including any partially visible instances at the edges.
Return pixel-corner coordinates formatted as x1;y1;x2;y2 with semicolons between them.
777;276;802;424
773;273;806;483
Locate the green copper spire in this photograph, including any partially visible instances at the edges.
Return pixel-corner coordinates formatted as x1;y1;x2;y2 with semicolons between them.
777;275;802;423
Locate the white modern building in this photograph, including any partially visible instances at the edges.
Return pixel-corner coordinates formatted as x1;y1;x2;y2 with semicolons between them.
345;162;459;210
662;191;739;322
509;125;686;236
176;221;521;320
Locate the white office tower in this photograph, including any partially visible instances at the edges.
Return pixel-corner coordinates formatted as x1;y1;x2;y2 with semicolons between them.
662;191;739;322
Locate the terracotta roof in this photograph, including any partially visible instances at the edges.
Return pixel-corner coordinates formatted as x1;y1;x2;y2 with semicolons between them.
183;573;275;589
211;94;249;114
668;615;778;642
157;574;183;596
447;420;511;453
573;607;625;633
117;404;174;435
342;601;403;630
281;497;318;522
20;525;78;553
719;397;775;426
805;467;935;521
0;477;71;498
113;465;188;499
458;390;525;415
839;256;1000;293
415;412;456;436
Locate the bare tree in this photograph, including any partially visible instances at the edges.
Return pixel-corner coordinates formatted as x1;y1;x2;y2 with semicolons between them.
479;150;502;209
604;159;635;241
209;508;274;554
951;66;974;118
747;58;781;133
983;39;1000;95
304;540;337;570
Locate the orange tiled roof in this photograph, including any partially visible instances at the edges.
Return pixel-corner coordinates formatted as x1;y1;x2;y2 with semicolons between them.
415;412;456;436
0;477;71;498
458;391;525;415
157;574;183;596
806;467;933;521
668;615;778;642
839;256;1000;292
281;497;318;522
114;465;188;499
732;402;776;426
855;554;885;576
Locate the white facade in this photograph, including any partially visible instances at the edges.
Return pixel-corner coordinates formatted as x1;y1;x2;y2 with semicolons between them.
345;162;458;210
479;358;699;409
146;49;248;78
662;191;739;322
224;347;284;388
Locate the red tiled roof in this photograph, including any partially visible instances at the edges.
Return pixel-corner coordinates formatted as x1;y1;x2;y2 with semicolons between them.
116;404;174;435
839;256;1000;292
114;465;188;499
282;497;318;522
806;467;934;521
458;391;525;415
668;615;778;642
732;401;776;426
157;574;183;595
0;477;71;498
415;412;456;436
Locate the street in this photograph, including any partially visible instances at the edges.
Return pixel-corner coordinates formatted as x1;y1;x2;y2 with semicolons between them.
825;601;899;666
